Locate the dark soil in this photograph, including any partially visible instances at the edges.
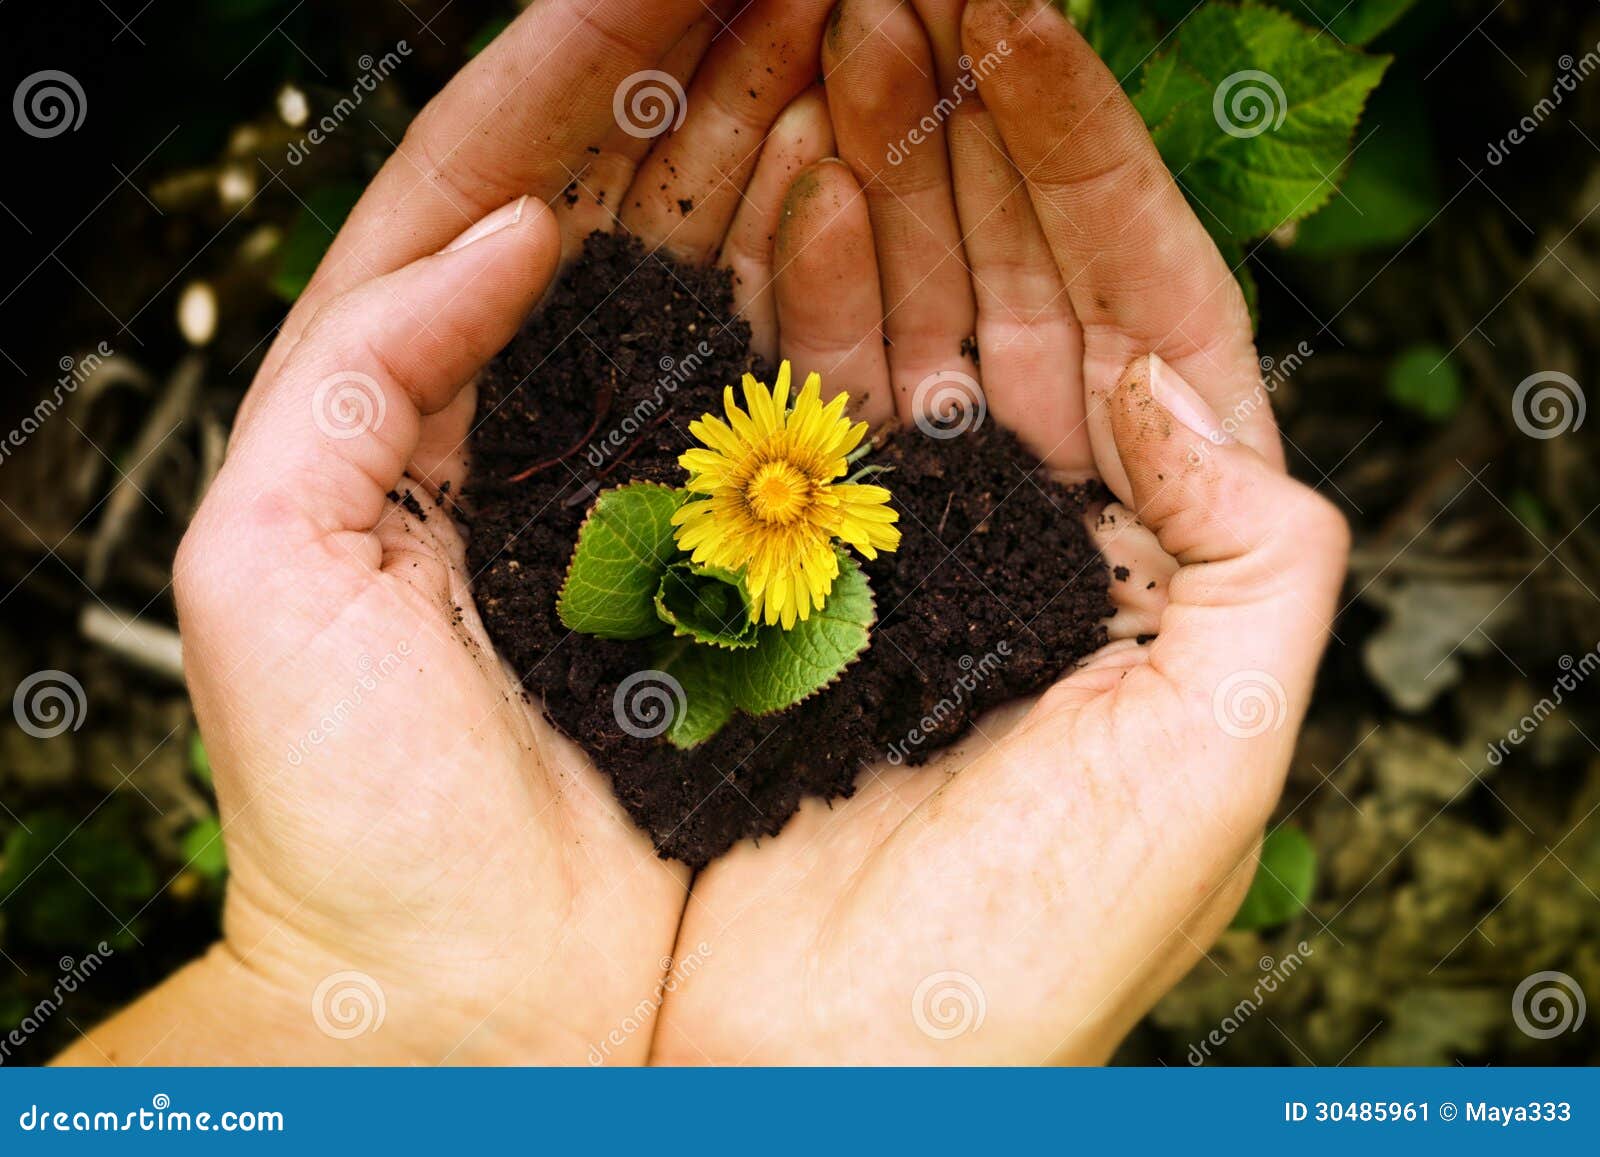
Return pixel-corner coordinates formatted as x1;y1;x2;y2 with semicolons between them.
466;231;1113;866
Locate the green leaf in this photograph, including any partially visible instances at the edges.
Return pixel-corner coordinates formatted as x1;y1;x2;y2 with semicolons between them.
1386;345;1463;422
466;15;512;57
1134;2;1391;242
732;552;875;716
657;643;738;749
1080;0;1162;85
1264;0;1418;46
1293;74;1438;255
189;730;212;787
1231;825;1317;930
655;562;759;649
1507;488;1551;536
271;182;362;302
654;554;878;747
558;483;684;639
1213;239;1260;328
0;807;157;948
182;817;229;881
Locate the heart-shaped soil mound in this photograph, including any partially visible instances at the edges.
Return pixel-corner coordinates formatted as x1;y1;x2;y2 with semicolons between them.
466;232;1113;866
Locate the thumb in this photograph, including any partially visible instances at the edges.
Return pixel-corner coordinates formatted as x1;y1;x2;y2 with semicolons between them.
215;196;560;548
1099;354;1349;771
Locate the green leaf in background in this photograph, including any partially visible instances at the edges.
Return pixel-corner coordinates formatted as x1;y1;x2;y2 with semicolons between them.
1293;74;1439;255
188;730;212;787
1214;238;1261;325
467;15;513;57
1231;824;1317;930
557;483;684;639
0;808;157;949
1079;0;1162;84
731;552;875;717
655;562;759;649
1265;0;1419;46
270;181;363;302
657;643;738;749
1134;3;1390;242
1386;344;1463;422
181;817;229;881
1507;488;1551;536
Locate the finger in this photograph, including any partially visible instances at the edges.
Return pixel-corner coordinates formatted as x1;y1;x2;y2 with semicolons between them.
822;0;978;420
622;0;840;261
962;0;1280;466
256;0;709;386
720;88;835;364
553;12;726;256
1085;500;1174;642
905;0;968;89
207;199;562;567
948;103;1088;471
1106;354;1348;800
407;384;478;499
773;160;894;427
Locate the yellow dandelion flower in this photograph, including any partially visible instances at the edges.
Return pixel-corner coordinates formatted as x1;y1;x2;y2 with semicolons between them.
672;361;900;630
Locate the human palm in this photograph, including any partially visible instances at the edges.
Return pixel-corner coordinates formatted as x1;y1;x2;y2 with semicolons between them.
650;0;1348;1063
66;0;859;1065
64;0;1345;1067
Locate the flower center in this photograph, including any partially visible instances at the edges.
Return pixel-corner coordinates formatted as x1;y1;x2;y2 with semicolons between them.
744;460;812;524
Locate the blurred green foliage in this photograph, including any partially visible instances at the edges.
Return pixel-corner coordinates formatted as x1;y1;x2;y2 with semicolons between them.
0;807;157;950
272;182;364;302
1231;826;1318;931
1387;345;1465;421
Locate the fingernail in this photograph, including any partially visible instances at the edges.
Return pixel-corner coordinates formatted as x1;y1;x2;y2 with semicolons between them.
443;195;528;253
1149;353;1233;446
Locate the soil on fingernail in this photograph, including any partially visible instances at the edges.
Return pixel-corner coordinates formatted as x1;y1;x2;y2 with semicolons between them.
465;231;1113;866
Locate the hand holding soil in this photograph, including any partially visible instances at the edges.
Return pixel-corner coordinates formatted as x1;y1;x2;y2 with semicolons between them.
57;0;1348;1067
645;0;1350;1064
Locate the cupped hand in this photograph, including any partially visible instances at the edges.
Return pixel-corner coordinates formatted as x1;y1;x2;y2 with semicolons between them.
61;0;849;1066
651;0;1350;1064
